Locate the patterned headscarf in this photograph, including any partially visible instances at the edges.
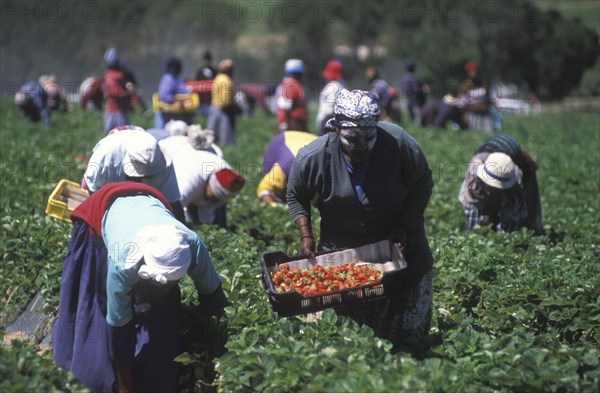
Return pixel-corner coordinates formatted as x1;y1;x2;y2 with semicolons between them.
325;89;381;131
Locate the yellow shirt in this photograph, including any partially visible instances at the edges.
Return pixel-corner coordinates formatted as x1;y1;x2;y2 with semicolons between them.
211;73;234;108
257;131;318;202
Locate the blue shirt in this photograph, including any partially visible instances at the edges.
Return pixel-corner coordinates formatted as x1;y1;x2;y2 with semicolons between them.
20;81;51;126
158;72;189;104
101;194;221;327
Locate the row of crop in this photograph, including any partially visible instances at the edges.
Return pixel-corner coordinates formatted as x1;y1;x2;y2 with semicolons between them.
1;101;599;391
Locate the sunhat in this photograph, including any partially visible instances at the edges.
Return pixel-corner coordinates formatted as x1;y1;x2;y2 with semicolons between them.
123;132;169;178
476;152;517;189
285;59;305;74
133;225;192;284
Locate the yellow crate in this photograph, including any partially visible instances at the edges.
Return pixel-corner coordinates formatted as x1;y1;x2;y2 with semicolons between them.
45;179;89;223
152;93;199;113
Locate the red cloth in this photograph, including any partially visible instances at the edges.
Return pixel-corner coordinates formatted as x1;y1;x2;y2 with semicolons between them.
71;182;172;236
102;69;133;113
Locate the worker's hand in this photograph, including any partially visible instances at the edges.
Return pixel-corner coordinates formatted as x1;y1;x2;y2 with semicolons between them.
301;236;315;258
389;228;407;251
198;284;228;320
480;215;491;226
260;194;277;205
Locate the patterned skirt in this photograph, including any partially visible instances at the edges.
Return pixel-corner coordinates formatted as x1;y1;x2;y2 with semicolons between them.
335;269;433;353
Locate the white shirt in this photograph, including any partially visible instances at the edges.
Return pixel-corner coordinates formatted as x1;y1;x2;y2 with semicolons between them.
316;80;345;130
84;130;181;203
159;136;231;215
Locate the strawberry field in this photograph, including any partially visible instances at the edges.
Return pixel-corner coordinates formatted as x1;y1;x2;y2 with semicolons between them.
1;100;599;392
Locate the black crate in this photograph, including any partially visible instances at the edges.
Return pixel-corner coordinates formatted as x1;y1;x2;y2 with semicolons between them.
260;240;407;317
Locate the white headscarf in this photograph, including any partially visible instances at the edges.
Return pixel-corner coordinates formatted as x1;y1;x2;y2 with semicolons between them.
132;225;192;284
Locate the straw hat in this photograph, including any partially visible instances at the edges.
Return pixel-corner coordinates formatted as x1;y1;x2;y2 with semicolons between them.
476;152;517;189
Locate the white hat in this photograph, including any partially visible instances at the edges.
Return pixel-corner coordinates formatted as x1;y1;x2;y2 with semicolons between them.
285;58;305;74
107;124;146;135
134;225;192;284
187;124;215;150
123;133;169;178
476;152;517;189
165;120;188;137
15;91;26;106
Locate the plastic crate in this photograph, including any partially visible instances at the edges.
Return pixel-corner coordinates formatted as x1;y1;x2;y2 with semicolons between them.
152;93;199;113
45;179;89;223
261;240;407;317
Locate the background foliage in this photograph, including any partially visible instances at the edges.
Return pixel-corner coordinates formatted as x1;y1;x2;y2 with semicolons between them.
1;98;599;391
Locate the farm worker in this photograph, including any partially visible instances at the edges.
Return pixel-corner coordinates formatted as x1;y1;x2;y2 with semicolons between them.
275;58;308;133
286;89;434;352
458;133;543;234
102;48;136;133
365;65;394;122
156;56;193;128
14;80;51;126
52;182;227;393
401;60;428;125
194;49;217;81
193;50;217;117
456;60;502;132
79;76;104;110
419;95;468;130
316;60;346;135
208;58;237;145
39;74;71;113
159;129;245;227
236;82;277;118
83;126;185;222
257;130;317;205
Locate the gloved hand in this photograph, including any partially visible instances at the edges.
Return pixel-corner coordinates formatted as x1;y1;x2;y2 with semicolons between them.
301;236;315;258
389;228;407;251
198;284;228;319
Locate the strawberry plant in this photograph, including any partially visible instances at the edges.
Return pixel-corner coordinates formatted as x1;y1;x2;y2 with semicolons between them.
1;99;599;392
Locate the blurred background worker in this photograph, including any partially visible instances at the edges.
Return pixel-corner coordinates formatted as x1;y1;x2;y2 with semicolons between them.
208;58;237;145
257;130;317;204
401;60;428;125
14;79;51;126
39;74;71;114
316;60;346;135
156;56;193;128
102;48;136;133
458;133;543;234
286;89;434;353
79;76;104;111
275;58;308;133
